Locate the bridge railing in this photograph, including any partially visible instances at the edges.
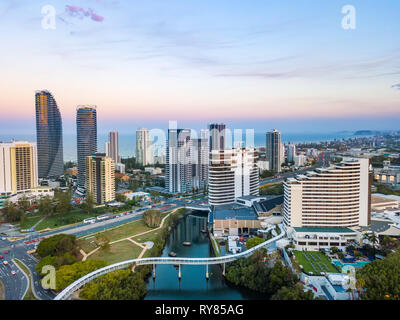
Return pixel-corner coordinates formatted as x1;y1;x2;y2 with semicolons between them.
54;224;286;300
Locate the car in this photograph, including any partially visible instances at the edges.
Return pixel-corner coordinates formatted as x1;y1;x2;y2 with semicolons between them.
11;271;16;275
1;237;6;241
3;261;8;265
4;251;9;254
0;256;3;259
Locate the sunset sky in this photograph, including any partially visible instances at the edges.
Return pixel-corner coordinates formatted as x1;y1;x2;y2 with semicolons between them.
0;0;399;134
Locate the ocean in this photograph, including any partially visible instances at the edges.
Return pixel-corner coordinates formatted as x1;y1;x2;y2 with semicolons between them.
0;132;357;162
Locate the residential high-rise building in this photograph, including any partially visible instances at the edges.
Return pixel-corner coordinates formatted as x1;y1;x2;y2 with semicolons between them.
0;141;38;195
288;143;296;163
209;123;226;151
208;147;259;206
283;158;371;228
266;130;282;173
192;138;209;190
166;129;192;194
136;128;153;166
76;106;97;189
85;153;115;204
109;131;120;163
35;90;64;178
105;142;110;158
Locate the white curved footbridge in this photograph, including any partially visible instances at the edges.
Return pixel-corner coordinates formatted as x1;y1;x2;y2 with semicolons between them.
54;224;286;300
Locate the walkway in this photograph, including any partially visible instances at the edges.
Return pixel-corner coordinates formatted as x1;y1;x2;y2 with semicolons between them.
55;224;286;300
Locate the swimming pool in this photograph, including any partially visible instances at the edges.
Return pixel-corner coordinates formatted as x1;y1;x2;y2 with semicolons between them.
332;259;371;268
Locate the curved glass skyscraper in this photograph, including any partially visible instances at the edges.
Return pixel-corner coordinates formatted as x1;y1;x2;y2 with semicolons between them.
35;90;64;178
76;106;97;188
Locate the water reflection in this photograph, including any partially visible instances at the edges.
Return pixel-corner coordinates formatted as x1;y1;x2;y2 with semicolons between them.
145;211;262;300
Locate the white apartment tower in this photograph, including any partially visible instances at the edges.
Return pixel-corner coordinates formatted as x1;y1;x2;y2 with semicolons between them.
208;148;259;206
166;129;193;194
283;158;371;228
109;131;120;163
288;143;296;163
0;141;39;195
136;128;153;166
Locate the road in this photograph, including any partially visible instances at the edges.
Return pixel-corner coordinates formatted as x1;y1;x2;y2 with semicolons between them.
259;165;318;186
0;198;192;300
0;256;27;300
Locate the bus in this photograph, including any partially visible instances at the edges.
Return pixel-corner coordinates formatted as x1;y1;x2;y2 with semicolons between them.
83;217;96;224
96;214;110;221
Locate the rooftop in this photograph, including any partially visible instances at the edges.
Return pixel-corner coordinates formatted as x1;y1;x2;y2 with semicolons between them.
213;203;258;221
293;227;355;233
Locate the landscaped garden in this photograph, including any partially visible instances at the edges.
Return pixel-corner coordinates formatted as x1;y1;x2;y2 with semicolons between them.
293;250;339;275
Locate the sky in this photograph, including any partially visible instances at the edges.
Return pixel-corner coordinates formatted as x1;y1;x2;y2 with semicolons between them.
0;0;399;134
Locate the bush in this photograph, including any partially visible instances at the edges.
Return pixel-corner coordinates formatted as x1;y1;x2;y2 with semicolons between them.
246;237;265;249
36;234;78;258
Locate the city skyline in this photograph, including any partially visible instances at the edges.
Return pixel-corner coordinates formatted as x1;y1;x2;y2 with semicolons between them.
0;1;400;134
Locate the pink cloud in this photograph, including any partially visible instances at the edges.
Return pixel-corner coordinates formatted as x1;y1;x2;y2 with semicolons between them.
65;5;104;22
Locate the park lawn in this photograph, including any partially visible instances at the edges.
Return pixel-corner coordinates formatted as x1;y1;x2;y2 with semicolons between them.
20;214;43;230
34;209;97;231
293;250;338;275
77;236;100;254
87;241;143;265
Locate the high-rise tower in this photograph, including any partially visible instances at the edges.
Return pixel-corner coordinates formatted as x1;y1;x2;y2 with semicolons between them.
35;90;64;178
76;106;97;189
266;129;282;173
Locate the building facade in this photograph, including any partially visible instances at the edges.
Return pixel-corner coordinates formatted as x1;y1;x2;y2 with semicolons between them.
35;90;64;178
85;153;115;204
209;123;226;151
192;138;209;190
266;129;282;173
283;158;371;229
166;129;193;194
288;143;296;163
208;147;259;206
76;106;97;189
0;141;39;196
136;128;153;166
109;131;120;164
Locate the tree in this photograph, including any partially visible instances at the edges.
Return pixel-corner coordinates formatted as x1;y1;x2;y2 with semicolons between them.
80;268;147;300
36;234;78;258
271;283;314;300
246;237;265;249
55;191;72;214
17;196;31;212
143;210;162;227
38;196;53;216
357;249;400;300
82;192;95;214
56;260;107;290
260;170;274;179
2;201;22;222
115;193;127;203
330;246;339;254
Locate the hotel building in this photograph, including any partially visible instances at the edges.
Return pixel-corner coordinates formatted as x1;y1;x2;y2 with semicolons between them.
208;147;259;206
192;138;209;190
283;158;371;250
85;153;115;204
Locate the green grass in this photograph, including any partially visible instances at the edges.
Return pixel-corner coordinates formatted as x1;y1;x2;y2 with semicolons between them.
20;214;43;230
293;251;338;275
87;241;143;265
0;279;4;300
13;259;38;300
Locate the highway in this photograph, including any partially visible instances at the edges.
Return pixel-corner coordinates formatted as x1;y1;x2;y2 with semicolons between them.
0;256;27;300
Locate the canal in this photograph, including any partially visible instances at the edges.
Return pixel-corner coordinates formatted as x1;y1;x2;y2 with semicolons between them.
145;211;263;300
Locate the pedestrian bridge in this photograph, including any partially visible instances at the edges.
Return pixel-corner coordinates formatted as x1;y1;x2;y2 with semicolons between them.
54;224;286;300
186;205;210;212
